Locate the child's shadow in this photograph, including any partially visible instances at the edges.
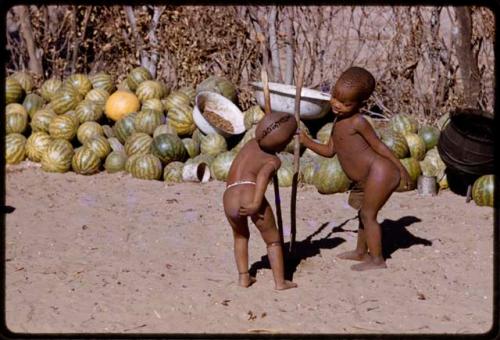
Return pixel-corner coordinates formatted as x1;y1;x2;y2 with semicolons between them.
381;216;432;259
249;217;357;280
249;215;431;280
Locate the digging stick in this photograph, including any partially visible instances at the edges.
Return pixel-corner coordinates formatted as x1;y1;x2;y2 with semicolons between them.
261;68;285;249
290;59;305;253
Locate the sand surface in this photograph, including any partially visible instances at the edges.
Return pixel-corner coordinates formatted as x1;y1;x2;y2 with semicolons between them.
5;163;496;335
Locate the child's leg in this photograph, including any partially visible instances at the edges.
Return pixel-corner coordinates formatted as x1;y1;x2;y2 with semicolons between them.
337;211;369;261
251;199;297;290
223;188;256;287
351;158;400;271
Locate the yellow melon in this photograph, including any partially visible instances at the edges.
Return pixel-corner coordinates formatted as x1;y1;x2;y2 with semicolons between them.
104;90;140;121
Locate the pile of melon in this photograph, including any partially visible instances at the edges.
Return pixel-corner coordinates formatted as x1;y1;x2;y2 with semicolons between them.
5;69;494;207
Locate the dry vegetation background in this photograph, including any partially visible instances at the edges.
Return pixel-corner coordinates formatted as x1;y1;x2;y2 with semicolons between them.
6;5;495;120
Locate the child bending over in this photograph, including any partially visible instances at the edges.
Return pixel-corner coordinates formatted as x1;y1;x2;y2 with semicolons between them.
300;67;410;271
223;111;298;289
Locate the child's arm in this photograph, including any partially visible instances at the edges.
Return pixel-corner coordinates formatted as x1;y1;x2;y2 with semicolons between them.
239;159;281;216
299;128;336;158
353;115;411;188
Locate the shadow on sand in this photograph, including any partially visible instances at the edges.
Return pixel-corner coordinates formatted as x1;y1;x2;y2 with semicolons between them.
249;214;431;279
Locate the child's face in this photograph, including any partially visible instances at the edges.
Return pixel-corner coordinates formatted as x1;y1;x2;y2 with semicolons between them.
330;85;363;117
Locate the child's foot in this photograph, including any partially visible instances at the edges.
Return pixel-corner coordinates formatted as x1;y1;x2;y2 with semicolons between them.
238;272;256;287
350;257;387;271
337;250;369;261
275;280;298;290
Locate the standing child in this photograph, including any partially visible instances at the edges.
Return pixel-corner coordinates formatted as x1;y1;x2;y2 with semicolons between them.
299;67;410;271
223;111;298;290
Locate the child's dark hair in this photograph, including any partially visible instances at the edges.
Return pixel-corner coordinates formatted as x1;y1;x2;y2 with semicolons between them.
334;67;376;101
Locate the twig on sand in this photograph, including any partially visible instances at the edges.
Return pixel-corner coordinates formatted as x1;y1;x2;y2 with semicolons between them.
123;323;147;332
247;328;280;333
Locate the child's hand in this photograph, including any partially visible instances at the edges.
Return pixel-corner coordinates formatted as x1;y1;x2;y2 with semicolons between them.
399;166;411;190
298;129;309;144
239;202;260;216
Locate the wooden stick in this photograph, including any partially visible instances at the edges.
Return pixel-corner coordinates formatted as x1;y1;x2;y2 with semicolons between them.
290;59;306;253
261;67;285;250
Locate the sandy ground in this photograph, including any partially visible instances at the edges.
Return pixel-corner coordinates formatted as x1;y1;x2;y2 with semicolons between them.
4;162;496;335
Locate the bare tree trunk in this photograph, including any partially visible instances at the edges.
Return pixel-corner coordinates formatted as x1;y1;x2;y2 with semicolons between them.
454;6;481;108
71;6;92;73
13;5;43;76
268;6;282;82
283;8;294;85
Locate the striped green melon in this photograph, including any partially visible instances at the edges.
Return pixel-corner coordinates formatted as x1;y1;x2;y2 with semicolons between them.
41;139;74;173
124;132;153;156
77;121;104;144
72;147;101;175
127;67;153;91
136;80;163;102
163;161;184;183
163;91;191;112
124;153;141;173
200;133;227;156
472;175;494;207
301;160;319;185
418;125;440;151
210;151;236;181
277;162;294;187
397;157;421;191
75;100;103;123
6;133;27;164
243;105;265;130
314;156;352;194
159;81;170;98
6;103;28;116
22;93;45;118
63;110;80;126
177;86;196;104
316;122;334;144
419;148;446;180
191;153;215;166
6;112;28;134
168;104;195;136
84;135;111;159
64;74;92;96
154;124;177;138
49;115;78;140
25;131;52;162
134;109;163;135
196;76;237;102
390;113;418;135
113;113;137;143
107;137;125;153
130;154;163;180
51;87;82;114
89;72;115;92
40;78;62;101
403;133;426;161
11;72;33;93
104;151;127;173
182;138;200;158
381;130;409;159
6;77;24;104
302;139;328;163
150;133;188;164
31;108;57;133
141;98;164;113
85;88;110;106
